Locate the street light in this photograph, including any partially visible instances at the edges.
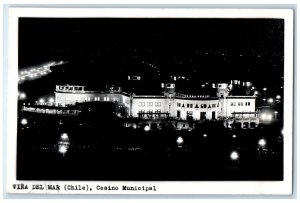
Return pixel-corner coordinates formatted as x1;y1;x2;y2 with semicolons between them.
177;136;184;145
144;125;150;131
232;134;237;138
258;139;266;147
39;98;45;104
230;151;239;161
268;98;274;104
263;87;267;91
274;111;278;119
203;134;207;138
49;97;54;103
276;95;281;100
58;133;70;157
61;133;69;140
20;93;26;99
21;118;28;125
254;91;259;95
260;113;273;122
58;145;68;157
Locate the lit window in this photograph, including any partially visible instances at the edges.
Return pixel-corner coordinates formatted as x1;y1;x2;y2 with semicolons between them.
155;102;161;107
138;102;145;107
190;104;193;108
132;76;141;80
212;104;216;108
177;103;181;107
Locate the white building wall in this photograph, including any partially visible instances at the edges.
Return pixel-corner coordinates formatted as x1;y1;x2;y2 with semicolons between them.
55;91;130;107
131;97;168;117
174;98;219;120
120;94;131;109
55;92;93;106
224;97;256;117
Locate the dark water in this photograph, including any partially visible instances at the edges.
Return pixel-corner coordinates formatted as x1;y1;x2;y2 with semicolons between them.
17;113;283;181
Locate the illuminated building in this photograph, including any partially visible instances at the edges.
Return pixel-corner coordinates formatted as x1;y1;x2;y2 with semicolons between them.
54;79;257;127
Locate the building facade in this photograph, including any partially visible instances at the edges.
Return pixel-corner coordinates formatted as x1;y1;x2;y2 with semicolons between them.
54;80;256;122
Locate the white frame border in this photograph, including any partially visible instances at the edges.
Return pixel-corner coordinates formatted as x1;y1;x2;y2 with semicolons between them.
5;8;294;195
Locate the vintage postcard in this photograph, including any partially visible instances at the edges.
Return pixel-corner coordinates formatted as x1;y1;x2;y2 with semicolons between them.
5;8;294;194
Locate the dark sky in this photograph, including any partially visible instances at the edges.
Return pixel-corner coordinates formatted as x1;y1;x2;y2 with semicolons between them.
19;18;284;86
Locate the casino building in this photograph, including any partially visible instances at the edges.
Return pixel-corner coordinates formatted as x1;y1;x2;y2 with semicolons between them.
54;80;257;125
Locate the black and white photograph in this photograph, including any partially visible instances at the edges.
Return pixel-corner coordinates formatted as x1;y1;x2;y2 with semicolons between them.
6;8;294;195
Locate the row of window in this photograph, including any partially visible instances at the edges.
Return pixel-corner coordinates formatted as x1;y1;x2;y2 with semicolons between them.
138;110;162;114
138;102;161;107
177;103;217;109
58;95;127;104
231;102;251;106
178;94;210;98
57;96;79;101
137;110;164;118
56;86;84;92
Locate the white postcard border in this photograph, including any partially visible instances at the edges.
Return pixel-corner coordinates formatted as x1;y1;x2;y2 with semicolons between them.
6;8;294;195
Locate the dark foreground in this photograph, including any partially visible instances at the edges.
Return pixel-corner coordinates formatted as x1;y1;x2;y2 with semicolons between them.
17;113;283;181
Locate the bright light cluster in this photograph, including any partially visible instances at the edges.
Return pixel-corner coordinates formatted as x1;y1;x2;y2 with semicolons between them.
176;136;184;145
258;138;267;147
18;92;26;100
58;145;68;154
21;118;28;125
18;61;65;82
230;151;239;161
260;113;273;122
61;133;69;140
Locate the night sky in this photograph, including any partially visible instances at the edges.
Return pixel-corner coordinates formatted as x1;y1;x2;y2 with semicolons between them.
19;18;284;88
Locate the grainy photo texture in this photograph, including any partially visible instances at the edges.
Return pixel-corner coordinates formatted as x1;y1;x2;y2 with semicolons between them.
17;17;284;181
